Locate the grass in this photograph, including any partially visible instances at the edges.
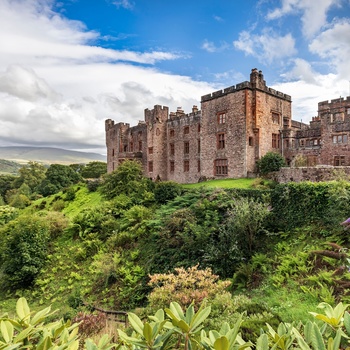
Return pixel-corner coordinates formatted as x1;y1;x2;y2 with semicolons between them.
183;178;255;189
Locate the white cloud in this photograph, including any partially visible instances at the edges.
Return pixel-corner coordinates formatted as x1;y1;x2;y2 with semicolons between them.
213;15;224;22
233;29;297;63
281;58;318;84
0;0;214;152
201;40;229;53
273;73;349;122
112;0;135;10
309;18;350;78
267;0;339;38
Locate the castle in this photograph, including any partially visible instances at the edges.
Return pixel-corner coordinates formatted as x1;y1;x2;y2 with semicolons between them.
105;68;350;183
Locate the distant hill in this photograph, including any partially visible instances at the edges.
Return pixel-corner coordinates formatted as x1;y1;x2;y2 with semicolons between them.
0;159;22;175
0;147;106;168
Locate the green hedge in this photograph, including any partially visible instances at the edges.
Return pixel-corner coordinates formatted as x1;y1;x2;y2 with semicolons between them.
270;181;350;230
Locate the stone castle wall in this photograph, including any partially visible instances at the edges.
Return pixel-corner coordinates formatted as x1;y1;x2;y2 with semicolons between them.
105;68;294;183
272;166;350;183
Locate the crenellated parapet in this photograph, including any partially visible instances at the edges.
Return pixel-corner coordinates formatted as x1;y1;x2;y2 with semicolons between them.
201;81;291;102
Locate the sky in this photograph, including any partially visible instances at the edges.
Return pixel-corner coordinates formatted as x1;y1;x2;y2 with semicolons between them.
0;0;350;154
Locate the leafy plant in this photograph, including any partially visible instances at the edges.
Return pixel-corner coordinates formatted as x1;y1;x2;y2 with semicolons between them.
0;297;80;350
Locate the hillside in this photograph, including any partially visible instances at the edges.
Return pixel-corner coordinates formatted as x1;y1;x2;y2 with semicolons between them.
0;159;22;174
0;146;105;166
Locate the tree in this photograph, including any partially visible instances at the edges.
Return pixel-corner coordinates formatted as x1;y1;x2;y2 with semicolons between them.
37;164;82;195
81;161;107;179
1;215;50;289
14;161;47;192
257;151;286;176
100;160;152;200
0;174;16;200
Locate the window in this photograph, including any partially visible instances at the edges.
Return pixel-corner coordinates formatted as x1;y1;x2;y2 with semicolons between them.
129;142;133;152
184;160;189;172
138;131;142;138
148;161;153;172
138;141;142;151
334;156;346;166
249;137;253;146
215;159;228;176
197;139;201;153
333;134;348;144
184;141;190;154
300;139;305;147
170;143;175;156
217;112;226;124
184;126;190;134
198;124;201;132
112;149;115;157
170;129;175;137
156;128;160;136
347;108;350;115
272;112;280;124
272;133;280;148
148;147;153;154
217;133;225;149
197;160;201;172
170;161;175;172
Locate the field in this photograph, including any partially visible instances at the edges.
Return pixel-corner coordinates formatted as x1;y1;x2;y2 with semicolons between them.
183;177;256;189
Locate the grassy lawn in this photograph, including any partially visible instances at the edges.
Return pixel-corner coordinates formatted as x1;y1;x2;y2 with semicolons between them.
183;178;255;189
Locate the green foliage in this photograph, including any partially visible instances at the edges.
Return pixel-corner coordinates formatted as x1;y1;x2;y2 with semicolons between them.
270;182;350;230
14;161;47;192
100;160;153;201
0;175;16;200
0;215;50;289
9;193;31;208
154;181;183;204
257;151;286;176
81;161;107;179
0;297;80;350
89;251;147;309
42;164;82;194
0;205;18;227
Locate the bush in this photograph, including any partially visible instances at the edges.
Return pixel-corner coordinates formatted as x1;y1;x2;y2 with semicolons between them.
0;215;50;289
147;265;231;311
154;181;182;204
257;151;286;176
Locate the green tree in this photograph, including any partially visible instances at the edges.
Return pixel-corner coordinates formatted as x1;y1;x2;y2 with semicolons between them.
14;161;47;192
81;161;107;179
100;160;152;200
0;215;50;289
154;181;182;204
37;164;81;195
0;174;16;200
257;151;286;176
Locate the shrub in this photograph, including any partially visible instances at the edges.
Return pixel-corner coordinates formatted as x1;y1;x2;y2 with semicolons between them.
257;151;286;176
1;215;50;289
154;181;182;204
147;265;231;310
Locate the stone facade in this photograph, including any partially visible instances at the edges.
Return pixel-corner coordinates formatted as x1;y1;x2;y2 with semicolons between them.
105;68;350;183
283;97;350;167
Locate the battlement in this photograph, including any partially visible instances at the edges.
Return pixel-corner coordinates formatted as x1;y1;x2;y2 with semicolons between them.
201;80;291;102
168;106;201;120
318;96;350;108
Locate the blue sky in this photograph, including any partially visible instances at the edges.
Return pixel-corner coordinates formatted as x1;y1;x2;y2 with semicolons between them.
0;0;349;153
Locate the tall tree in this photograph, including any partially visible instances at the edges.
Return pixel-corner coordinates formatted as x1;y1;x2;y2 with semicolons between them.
14;161;46;192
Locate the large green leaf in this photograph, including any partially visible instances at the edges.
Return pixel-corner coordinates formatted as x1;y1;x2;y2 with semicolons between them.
16;298;30;322
214;336;229;350
310;323;325;350
256;334;269;350
128;313;144;336
143;323;152;343
190;306;211;332
1;320;14;343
